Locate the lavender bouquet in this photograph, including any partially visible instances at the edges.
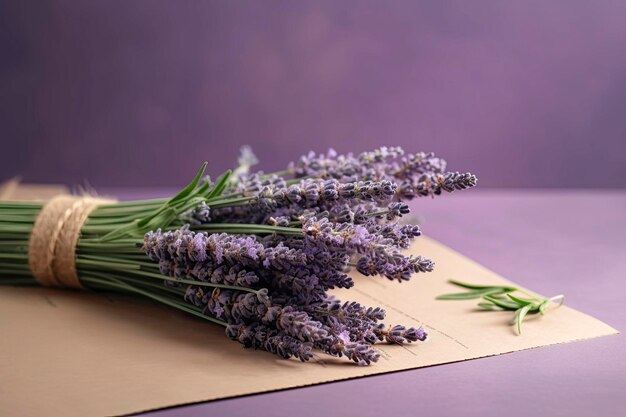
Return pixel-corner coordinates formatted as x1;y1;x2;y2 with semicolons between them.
0;147;476;365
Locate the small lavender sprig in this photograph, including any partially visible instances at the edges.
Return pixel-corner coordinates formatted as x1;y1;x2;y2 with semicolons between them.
437;280;565;334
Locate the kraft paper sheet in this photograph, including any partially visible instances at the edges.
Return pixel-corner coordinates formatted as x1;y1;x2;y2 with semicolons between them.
0;185;618;417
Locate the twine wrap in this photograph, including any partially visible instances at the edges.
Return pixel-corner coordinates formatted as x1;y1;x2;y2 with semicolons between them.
27;195;114;289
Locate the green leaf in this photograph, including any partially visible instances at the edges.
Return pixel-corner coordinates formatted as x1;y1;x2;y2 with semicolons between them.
142;208;177;232
516;304;532;334
437;290;488;300
448;280;516;292
100;207;178;242
447;280;495;290
506;293;535;306
483;294;520;310
168;162;207;205
135;164;208;229
189;176;211;198
437;287;510;300
478;302;502;310
206;170;232;200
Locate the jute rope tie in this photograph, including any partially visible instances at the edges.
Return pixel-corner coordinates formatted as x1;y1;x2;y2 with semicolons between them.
28;195;114;289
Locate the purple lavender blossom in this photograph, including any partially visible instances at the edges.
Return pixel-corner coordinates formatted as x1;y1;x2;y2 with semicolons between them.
377;324;428;344
398;171;478;199
386;202;411;221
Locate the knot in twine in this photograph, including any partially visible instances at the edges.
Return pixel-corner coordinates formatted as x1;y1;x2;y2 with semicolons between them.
28;195;115;289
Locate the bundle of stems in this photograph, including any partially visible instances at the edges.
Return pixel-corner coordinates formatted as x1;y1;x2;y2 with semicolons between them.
0;166;258;327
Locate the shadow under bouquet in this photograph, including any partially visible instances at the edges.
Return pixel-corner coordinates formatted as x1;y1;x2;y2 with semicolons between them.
0;147;476;365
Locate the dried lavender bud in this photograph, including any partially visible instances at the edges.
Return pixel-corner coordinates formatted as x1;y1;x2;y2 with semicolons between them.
184;285;207;308
325;300;386;321
343;342;381;365
210;265;260;286
402;326;428;342
377;324;428;344
275;306;329;342
416;172;478;195
353;204;375;224
271;334;314;362
438;172;477;192
328;204;355;224
401;172;478;199
365;306;386;321
386;202;410;220
369;222;421;249
339;180;397;202
400;224;421;239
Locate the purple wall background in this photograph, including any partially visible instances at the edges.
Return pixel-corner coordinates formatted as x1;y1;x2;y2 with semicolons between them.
1;0;625;188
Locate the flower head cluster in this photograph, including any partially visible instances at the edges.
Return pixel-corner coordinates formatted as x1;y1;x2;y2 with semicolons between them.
143;223;428;365
142;146;474;364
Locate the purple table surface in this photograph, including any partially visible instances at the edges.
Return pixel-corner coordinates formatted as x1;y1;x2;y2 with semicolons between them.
106;189;625;417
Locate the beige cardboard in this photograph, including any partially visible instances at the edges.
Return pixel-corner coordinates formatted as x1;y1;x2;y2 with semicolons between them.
0;186;618;417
